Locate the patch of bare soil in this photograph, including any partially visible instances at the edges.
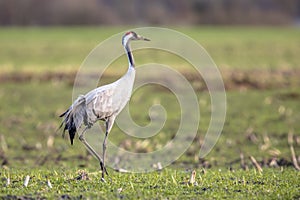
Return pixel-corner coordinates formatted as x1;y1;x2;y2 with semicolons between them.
0;68;299;91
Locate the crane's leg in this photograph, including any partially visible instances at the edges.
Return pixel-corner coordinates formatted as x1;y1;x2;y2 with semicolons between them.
78;127;107;181
102;116;115;178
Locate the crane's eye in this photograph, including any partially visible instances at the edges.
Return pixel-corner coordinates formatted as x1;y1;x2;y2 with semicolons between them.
132;32;138;38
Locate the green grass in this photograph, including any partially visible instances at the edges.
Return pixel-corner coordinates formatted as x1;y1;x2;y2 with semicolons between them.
180;26;300;69
0;26;299;73
1;168;299;199
0;81;299;198
0;82;299;167
0;27;300;198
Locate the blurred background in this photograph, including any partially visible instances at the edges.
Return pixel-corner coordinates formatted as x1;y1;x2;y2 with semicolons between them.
0;0;300;26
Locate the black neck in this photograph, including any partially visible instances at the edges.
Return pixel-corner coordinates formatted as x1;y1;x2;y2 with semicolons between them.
125;45;134;67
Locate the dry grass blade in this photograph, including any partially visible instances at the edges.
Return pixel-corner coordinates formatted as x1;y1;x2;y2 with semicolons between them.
245;127;258;143
288;131;294;146
188;170;197;186
0;134;8;152
47;135;54;148
152;162;163;170
240;152;248;170
261;133;270;150
24;175;30;187
269;158;278;167
117;188;123;193
47;179;53;188
6;177;10;186
288;132;300;170
250;156;263;172
290;145;300;171
115;168;129;173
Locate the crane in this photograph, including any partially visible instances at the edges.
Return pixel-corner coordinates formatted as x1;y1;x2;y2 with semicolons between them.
59;31;150;181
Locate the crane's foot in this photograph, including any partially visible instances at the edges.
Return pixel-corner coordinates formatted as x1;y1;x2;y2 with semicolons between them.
101;177;106;183
100;172;112;183
99;163;112;183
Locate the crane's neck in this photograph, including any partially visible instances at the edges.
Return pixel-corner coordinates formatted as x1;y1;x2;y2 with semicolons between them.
124;44;135;68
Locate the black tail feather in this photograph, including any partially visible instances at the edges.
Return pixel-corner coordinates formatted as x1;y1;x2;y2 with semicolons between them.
66;117;76;145
59;109;77;145
59;109;69;117
59;96;86;145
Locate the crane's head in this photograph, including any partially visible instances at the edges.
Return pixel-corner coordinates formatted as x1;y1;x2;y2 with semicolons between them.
122;31;150;47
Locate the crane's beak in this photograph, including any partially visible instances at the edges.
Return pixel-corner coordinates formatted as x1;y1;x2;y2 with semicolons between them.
137;35;150;41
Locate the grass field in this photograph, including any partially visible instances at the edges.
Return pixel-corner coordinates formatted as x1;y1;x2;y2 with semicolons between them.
0;26;299;199
0;26;299;72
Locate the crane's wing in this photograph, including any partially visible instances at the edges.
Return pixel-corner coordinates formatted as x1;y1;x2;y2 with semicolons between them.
86;85;116;119
59;82;119;145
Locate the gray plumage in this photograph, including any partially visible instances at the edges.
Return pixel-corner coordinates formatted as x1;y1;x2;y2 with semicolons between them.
59;31;150;180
